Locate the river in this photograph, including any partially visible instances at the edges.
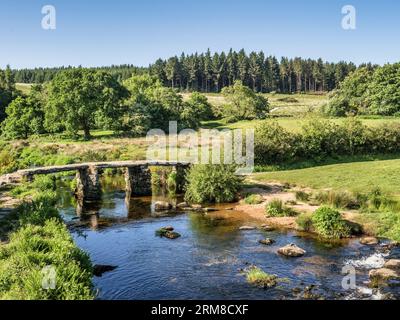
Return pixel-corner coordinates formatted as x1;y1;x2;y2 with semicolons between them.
56;175;400;300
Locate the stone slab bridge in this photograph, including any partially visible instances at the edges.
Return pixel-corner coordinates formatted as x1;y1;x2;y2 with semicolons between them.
1;161;191;202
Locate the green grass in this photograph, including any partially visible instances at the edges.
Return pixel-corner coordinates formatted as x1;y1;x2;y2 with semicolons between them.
253;159;400;195
246;267;278;288
0;182;94;300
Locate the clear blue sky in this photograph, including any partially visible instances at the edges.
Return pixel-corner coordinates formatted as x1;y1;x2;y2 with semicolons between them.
1;0;399;69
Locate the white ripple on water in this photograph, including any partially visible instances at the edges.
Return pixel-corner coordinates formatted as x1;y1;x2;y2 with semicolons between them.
344;252;389;270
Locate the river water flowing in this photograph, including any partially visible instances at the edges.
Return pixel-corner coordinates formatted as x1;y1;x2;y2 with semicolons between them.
56;175;400;300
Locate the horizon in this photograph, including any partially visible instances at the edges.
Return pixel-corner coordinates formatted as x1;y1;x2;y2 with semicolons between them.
1;0;400;69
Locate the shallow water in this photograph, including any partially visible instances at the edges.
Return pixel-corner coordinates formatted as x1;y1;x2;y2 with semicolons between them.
57;176;400;300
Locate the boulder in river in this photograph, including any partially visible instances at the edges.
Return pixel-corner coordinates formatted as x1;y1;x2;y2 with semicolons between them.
260;224;275;231
369;268;400;281
163;226;174;231
239;226;256;231
278;244;306;257
155;227;181;239
93;265;118;277
360;237;380;245
164;231;181;239
384;259;400;271
259;238;275;245
154;201;172;211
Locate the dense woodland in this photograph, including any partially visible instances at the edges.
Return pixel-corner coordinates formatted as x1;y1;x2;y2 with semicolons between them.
11;49;373;94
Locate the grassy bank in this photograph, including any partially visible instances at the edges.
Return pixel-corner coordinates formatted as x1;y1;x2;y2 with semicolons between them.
253;158;400;195
0;180;94;300
253;159;400;241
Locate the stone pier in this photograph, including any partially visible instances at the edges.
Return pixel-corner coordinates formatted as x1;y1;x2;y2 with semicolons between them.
125;165;152;196
75;166;102;201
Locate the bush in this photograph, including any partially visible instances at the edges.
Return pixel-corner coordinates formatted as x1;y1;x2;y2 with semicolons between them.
311;206;351;239
244;194;263;205
254;121;298;164
299;119;343;159
265;199;297;217
296;212;313;232
0;219;93;300
184;164;243;204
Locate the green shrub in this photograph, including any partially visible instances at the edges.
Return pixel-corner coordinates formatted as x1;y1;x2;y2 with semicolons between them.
311;206;351;239
299;119;343;159
254;121;298;164
184;164;243;204
244;194;263;205
246;267;278;288
265;199;297;217
0;219;93;300
296;212;314;232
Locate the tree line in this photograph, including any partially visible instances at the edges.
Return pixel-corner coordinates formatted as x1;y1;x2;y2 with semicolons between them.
148;49;374;93
13;64;147;84
11;50;374;94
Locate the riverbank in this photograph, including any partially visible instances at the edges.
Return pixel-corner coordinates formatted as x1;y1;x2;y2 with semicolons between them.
0;182;94;300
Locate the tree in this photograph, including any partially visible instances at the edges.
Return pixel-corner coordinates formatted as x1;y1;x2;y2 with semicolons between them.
237;49;248;85
1;91;44;139
165;56;180;88
369;63;400;115
124;74;202;132
185;92;213;121
221;81;269;122
45;68;128;140
323;67;374;116
248;52;262;91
